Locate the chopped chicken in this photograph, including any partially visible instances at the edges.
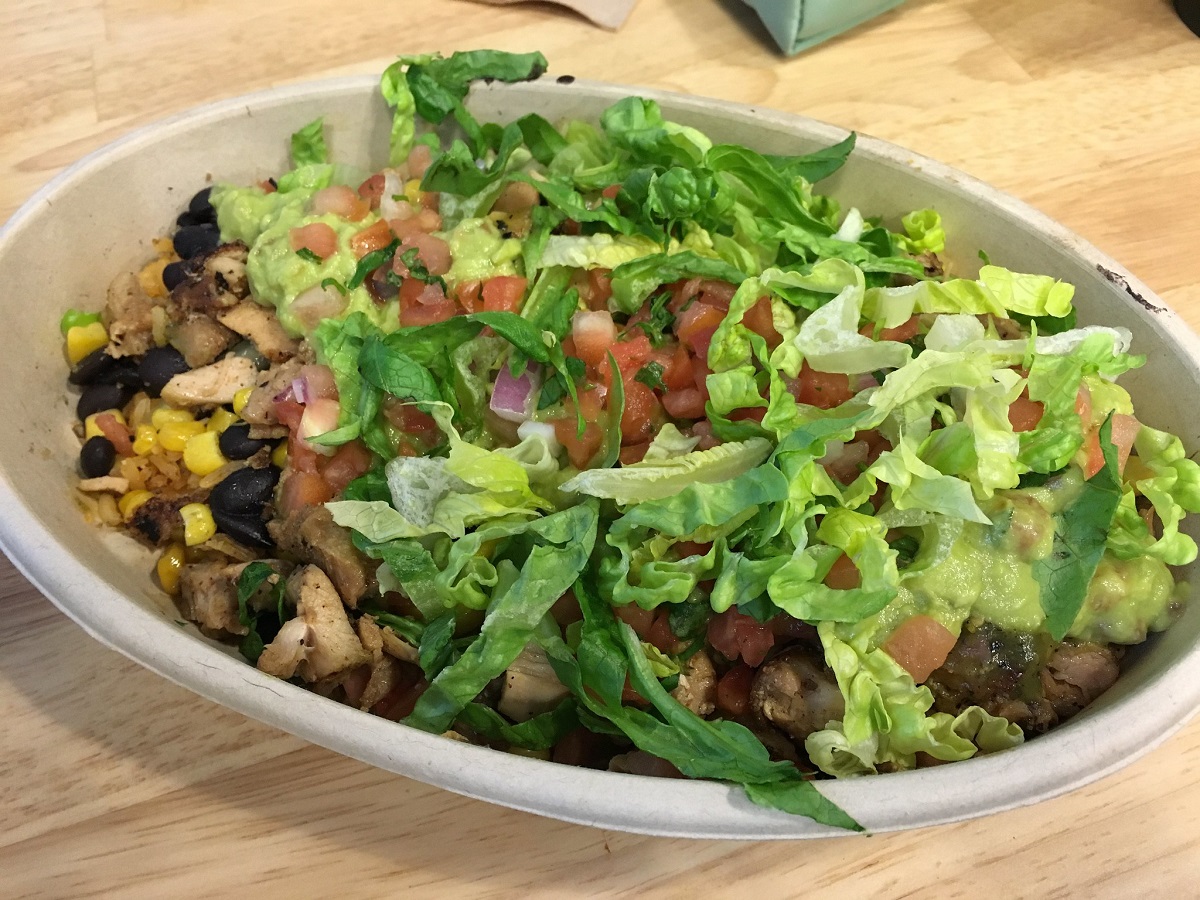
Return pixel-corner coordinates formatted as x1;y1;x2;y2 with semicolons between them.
168;313;238;367
179;561;246;636
217;301;299;363
257;565;370;682
670;650;717;717
267;505;376;607
497;642;570;723
104;272;164;358
749;647;844;745
160;354;258;407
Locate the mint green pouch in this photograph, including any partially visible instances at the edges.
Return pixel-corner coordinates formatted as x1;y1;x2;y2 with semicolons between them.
741;0;907;55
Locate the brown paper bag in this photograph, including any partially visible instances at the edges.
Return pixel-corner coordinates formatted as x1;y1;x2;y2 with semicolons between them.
468;0;636;30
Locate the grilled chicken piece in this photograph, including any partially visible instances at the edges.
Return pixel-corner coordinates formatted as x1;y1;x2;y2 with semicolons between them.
240;358;304;426
1040;642;1121;720
171;242;250;315
168;313;238;367
268;506;376;607
497;643;570;723
217;301;299;363
671;650;717;718
160;354;258;407
179;561;246;636
749;646;844;745
257;565;370;682
104;272;164;358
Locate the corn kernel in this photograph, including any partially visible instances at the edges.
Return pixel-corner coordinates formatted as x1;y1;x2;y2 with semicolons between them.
157;420;206;452
180;503;216;546
206;407;238;434
85;410;127;439
66;322;110;365
156;542;186;595
183;430;228;476
119;489;153;520
132;424;158;456
138;258;170;300
271;442;288;468
403;178;422;204
151;406;194;430
232;387;254;415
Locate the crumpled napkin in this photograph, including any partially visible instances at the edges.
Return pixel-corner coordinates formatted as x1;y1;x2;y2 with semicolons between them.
740;0;907;55
468;0;636;30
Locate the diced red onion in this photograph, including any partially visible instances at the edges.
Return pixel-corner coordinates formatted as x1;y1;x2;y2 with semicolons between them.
490;363;543;424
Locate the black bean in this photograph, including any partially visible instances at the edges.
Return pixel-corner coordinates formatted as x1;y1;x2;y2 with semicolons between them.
188;186;214;215
176;207;216;228
218;423;270;460
77;381;136;421
71;350;140;388
138;346;190;398
162;260;187;293
210;465;280;519
217;514;274;549
69;348;118;386
79;436;116;478
228;339;270;371
210;466;281;550
173;223;220;260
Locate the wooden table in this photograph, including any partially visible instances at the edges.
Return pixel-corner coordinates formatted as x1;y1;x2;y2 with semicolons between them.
3;0;1200;895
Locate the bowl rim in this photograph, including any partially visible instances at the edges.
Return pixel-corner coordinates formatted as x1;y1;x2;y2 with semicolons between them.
2;73;1199;840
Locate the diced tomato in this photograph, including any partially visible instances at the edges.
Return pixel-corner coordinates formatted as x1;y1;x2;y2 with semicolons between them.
553;389;605;468
668;277;703;314
609;332;653;377
661;387;706;420
1008;394;1045;433
455;279;482;314
860;315;922;343
482;275;528;314
400;293;458;326
572;310;617;367
823;552;862;590
277;470;334;517
729;405;767;423
674;301;725;358
94;413;132;456
395;232;452;276
707;608;775;667
1082;411;1141;478
1076;382;1092;421
312;185;368;222
286;433;321;474
619;442;651;466
350;220;395;259
881;615;957;684
715;664;755;717
691;420;721;451
659;344;694;391
273;397;305;432
298;364;338;401
620;377;661;445
589;268;614;308
794;361;855;409
614;604;655;638
646;609;684;654
600;184;622;200
820;440;869;485
1111;413;1141;472
385;402;438;437
319;440;374;496
357;173;385;210
742;296;782;349
289;222;338;260
406;144;433;179
674;540;712;559
696;280;737;312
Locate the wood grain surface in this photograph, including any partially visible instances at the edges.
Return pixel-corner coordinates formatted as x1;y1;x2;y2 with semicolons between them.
3;0;1200;896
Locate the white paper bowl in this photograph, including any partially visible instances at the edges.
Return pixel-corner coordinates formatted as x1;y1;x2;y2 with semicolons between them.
3;76;1199;839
